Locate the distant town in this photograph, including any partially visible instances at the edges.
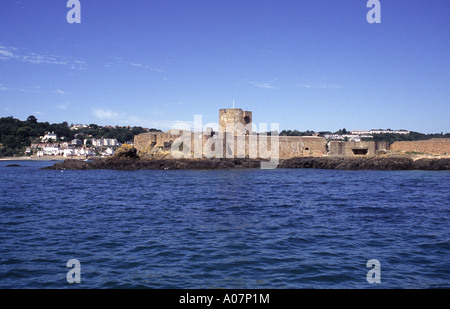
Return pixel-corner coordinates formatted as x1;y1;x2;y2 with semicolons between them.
0;115;161;158
322;129;410;142
30;131;121;158
0;115;449;158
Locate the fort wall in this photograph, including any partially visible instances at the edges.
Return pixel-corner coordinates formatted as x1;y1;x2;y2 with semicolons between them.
134;131;327;159
390;138;450;155
134;108;406;160
328;141;389;157
134;132;183;149
279;136;326;158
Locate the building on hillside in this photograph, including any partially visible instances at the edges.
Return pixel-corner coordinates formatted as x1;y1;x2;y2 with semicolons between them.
41;132;58;142
90;138;121;147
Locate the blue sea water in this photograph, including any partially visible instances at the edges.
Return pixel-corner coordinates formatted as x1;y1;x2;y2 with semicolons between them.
0;160;449;289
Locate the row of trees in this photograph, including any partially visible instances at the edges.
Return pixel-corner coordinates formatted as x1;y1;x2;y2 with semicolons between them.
279;127;450;144
369;131;450;144
279;129;352;136
279;130;316;136
74;124;160;144
0;115;66;156
0;115;161;157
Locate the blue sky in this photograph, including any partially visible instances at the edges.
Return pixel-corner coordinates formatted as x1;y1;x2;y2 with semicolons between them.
1;0;449;133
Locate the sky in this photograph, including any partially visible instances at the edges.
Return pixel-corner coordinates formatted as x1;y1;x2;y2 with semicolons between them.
0;0;449;133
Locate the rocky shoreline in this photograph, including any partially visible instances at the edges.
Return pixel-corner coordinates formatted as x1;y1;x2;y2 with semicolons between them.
42;156;450;171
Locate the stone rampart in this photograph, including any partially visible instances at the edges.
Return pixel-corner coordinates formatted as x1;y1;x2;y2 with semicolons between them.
390;138;450;155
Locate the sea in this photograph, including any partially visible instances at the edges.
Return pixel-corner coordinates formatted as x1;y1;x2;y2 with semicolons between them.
0;160;449;289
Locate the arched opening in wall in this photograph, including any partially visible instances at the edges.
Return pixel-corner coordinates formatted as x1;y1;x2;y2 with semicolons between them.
352;148;368;155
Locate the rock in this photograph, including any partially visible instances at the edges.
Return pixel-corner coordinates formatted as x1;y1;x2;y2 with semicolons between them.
413;158;450;170
113;144;139;159
42;156;450;171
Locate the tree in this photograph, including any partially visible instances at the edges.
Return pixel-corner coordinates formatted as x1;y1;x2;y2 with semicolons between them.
85;139;93;147
16;126;33;142
27;115;38;124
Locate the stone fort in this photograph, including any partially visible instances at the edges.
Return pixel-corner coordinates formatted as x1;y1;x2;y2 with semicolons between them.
135;108;427;159
134;108;327;159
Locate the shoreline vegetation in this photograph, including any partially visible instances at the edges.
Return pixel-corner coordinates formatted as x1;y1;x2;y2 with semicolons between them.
40;156;450;171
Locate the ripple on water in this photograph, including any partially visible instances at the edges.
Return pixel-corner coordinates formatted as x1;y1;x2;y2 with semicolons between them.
0;163;449;288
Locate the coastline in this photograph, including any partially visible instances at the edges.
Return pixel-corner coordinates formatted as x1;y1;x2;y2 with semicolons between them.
0;156;93;161
41;156;450;171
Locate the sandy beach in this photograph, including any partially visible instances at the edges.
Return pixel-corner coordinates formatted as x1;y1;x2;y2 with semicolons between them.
0;156;86;161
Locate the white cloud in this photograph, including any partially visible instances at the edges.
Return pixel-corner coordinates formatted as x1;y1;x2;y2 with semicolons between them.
296;83;342;89
103;62;116;68
56;102;69;110
89;108;193;131
162;101;185;107
249;81;280;90
109;114;192;131
0;45;87;69
53;89;65;95
121;115;193;130
149;67;163;73
92;108;119;120
0;47;16;59
0;82;25;92
102;57;163;73
129;62;163;72
0;83;55;94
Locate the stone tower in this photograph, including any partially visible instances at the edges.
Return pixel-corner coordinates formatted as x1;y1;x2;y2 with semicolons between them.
219;108;252;135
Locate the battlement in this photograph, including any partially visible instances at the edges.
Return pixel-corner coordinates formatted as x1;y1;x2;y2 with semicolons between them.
219;108;252;135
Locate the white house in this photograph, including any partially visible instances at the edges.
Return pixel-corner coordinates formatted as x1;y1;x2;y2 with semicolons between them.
41;132;58;142
350;130;371;135
63;149;75;157
369;129;410;135
324;134;344;140
43;145;60;156
101;148;115;156
90;138;121;147
75;148;95;157
70;124;89;131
